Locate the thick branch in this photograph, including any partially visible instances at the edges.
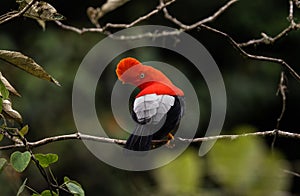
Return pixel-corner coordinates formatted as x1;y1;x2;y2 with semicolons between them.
0;133;126;150
1;129;300;150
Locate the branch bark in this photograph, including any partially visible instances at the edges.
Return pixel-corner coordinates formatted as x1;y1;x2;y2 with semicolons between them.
1;129;300;151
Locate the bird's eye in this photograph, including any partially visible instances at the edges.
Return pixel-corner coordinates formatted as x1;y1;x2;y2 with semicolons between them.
140;73;145;78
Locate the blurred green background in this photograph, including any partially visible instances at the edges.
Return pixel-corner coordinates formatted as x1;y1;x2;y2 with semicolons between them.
1;0;300;195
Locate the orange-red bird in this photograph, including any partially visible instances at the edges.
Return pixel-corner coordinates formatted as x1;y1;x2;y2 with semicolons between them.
116;57;185;151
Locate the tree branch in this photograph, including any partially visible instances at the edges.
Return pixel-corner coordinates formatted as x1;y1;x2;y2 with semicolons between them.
56;0;175;35
1;129;300;151
162;0;238;30
238;0;300;47
103;0;175;30
0;0;36;25
199;24;300;82
160;0;300;82
276;71;288;129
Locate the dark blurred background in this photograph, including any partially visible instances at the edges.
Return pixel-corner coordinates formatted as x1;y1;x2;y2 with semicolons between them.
0;0;300;195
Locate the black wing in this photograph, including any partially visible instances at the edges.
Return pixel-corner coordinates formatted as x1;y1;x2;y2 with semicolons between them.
124;95;185;151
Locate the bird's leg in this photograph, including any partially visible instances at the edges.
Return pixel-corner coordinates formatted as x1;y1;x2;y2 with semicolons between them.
165;132;175;148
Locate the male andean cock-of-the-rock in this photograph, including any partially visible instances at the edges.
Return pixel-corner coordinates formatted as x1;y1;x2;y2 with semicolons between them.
116;57;185;151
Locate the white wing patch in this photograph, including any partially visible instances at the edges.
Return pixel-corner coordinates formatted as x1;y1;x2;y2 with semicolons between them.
133;94;175;123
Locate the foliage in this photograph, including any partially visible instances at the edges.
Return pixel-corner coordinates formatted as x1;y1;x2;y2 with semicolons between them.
0;158;7;172
64;177;85;196
34;153;58;168
10;151;31;172
0;50;60;86
153;129;291;195
0;19;83;194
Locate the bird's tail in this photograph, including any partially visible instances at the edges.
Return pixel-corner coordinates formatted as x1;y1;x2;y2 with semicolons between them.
124;124;153;151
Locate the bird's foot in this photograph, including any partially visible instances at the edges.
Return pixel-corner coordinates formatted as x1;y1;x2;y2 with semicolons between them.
165;133;175;148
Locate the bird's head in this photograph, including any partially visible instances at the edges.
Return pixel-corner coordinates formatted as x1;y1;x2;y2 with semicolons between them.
116;57;143;85
116;57;173;88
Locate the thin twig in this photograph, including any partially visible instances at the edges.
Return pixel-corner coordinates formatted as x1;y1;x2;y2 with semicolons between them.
103;0;175;30
160;0;300;82
163;0;238;30
272;72;288;150
0;0;36;25
283;169;300;178
276;71;288;129
56;0;237;37
238;0;299;47
199;24;300;82
53;0;300;55
289;0;294;22
56;0;175;35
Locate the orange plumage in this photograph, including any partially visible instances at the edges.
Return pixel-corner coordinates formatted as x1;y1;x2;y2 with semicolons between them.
116;57;184;97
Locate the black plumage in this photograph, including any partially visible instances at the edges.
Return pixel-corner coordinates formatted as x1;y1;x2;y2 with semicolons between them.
124;96;185;151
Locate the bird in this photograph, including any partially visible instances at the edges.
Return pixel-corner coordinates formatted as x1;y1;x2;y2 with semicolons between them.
116;57;185;151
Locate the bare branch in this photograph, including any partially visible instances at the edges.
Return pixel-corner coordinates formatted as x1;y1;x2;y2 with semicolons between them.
0;132;126;150
56;0;238;38
54;21;107;35
238;0;299;47
163;0;238;30
103;0;175;30
0;0;36;25
199;24;300;82
283;169;300;178
289;0;294;22
180;130;300;143
1;129;300;151
271;72;288;150
87;0;130;27
276;71;288;129
56;0;175;35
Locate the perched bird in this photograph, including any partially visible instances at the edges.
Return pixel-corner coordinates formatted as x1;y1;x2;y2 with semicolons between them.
116;57;185;151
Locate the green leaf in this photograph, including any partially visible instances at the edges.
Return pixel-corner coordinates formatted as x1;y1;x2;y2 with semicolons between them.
0;158;7;172
19;125;29;136
41;190;58;196
0;79;9;99
0;50;60;86
64;176;85;196
32;190;58;196
17;178;27;196
44;190;58;196
0;133;3;142
34;153;58;168
0;71;21;97
10;151;31;172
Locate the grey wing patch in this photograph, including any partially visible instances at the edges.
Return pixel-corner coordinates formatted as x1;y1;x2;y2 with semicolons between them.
133;94;175;124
